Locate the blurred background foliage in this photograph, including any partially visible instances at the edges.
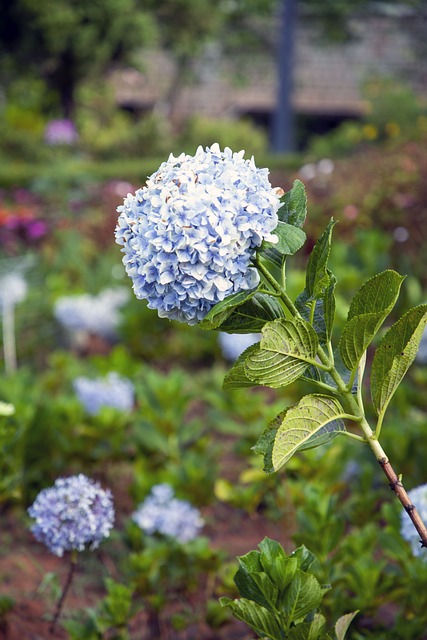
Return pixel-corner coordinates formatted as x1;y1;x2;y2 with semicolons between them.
0;0;427;638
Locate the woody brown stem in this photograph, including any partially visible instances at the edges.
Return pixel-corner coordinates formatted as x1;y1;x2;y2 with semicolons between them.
50;555;77;634
379;457;427;549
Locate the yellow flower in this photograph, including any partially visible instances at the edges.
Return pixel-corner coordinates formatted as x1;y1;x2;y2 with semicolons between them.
385;122;400;138
362;124;378;140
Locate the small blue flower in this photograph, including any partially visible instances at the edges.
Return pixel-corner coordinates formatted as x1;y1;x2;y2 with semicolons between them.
28;474;114;557
218;332;260;361
400;483;427;558
73;372;134;416
132;483;204;543
116;144;281;325
54;288;129;338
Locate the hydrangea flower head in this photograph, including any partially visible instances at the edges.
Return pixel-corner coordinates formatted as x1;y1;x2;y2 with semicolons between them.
73;372;134;415
400;483;427;557
218;332;260;361
132;483;204;543
0;272;27;309
54;287;129;338
28;474;114;557
115;144;281;325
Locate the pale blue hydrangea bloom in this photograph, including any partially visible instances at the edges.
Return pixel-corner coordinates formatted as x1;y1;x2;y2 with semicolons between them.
54;287;129;338
218;332;260;361
73;372;134;415
28;474;114;557
115;144;281;325
416;326;427;364
400;483;427;558
0;272;27;309
132;483;204;543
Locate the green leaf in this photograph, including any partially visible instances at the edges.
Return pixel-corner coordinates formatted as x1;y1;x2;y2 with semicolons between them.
252;409;288;474
288;614;326;640
223;343;261;389
245;318;319;388
335;611;359;640
305;219;336;300
290;546;317;572
280;179;307;228
338;270;405;371
296;419;346;452
216;293;285;334
282;570;323;624
199;288;258;330
261;221;307;258
323;271;337;342
371;304;427;417
219;597;283;640
235;552;270;608
271;395;346;472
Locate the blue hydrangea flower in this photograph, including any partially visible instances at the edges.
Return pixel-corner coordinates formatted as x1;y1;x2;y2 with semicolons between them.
115;144;281;325
416;326;427;365
400;483;427;558
54;287;129;339
28;474;114;557
218;332;260;362
132;483;204;543
73;372;134;416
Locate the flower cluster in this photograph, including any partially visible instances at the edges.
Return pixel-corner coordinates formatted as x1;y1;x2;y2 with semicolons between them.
0;272;27;310
44;119;79;145
54;287;129;338
400;483;427;558
218;331;260;361
132;483;204;543
27;474;114;557
73;372;135;415
115;144;281;325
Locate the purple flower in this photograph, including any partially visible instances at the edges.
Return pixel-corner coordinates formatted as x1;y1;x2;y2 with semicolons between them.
132;483;204;543
44;119;79;145
28;475;114;557
115;144;281;325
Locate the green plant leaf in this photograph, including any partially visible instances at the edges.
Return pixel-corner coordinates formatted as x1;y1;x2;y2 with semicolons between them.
222;343;261;389
234;552;270;608
371;304;427;418
338;270;405;371
323;271;337;342
216;293;285;333
261;221;307;257
290;546;317;572
252;409;288;474
282;570;323;624
296;419;346;452
280;179;307;228
245;318;319;388
305;219;336;300
199;288;258;330
288;613;326;640
219;597;283;640
335;611;359;640
271;395;346;472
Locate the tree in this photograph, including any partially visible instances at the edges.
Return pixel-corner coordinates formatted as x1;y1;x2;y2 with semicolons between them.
0;0;155;118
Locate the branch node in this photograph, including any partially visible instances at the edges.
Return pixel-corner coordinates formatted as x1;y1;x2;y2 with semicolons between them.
405;503;415;514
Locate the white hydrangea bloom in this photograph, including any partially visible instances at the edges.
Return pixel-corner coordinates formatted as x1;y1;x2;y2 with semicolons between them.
116;144;281;325
0;272;27;309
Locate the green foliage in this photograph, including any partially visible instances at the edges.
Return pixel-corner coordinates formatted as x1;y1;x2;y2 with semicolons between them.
220;537;357;639
181;116;268;157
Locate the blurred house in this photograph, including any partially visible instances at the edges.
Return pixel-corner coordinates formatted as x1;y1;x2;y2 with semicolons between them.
110;9;426;141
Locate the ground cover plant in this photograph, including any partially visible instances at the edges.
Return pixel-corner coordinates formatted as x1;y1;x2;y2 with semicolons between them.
0;139;427;639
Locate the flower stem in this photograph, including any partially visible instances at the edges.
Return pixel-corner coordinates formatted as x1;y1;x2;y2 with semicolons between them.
2;303;17;375
50;553;78;634
256;259;427;550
